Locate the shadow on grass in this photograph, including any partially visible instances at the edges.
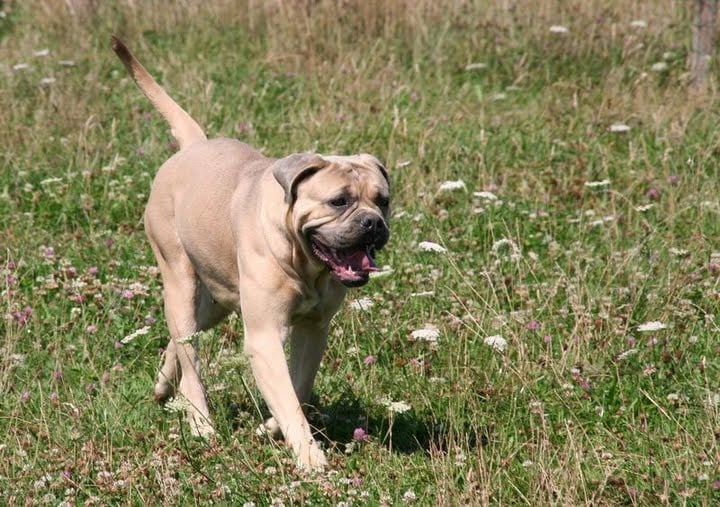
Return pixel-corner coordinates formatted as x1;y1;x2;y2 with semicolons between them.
218;388;487;457
310;389;487;456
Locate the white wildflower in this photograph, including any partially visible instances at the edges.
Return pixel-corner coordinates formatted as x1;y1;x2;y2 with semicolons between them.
617;348;638;360
13;63;30;71
40;77;56;85
630;20;647;29
635;204;654;212
491;92;507;101
491;238;521;260
410;290;435;297
669;248;689;257
58;60;76;67
380;397;411;414
410;325;440;345
349;296;374;311
636;321;668;332
465;62;487;71
549;25;569;34
590;216;615;226
584;179;611;188
120;325;151;344
651;62;668;72
369;265;393;278
396;160;411;168
473;191;498;200
609;123;630;132
438;179;466;192
418;241;447;253
164;396;190;413
484;335;507;352
40;177;62;185
33;48;50;57
402;489;417;502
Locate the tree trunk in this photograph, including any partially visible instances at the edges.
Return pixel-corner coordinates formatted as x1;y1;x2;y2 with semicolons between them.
690;0;719;91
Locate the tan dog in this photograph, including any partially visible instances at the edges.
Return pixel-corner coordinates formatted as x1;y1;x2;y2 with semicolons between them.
111;37;390;470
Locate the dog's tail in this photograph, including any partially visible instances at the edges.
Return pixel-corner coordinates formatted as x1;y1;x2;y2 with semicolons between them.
111;36;206;149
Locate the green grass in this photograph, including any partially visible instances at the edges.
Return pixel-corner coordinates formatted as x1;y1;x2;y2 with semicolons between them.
1;0;719;504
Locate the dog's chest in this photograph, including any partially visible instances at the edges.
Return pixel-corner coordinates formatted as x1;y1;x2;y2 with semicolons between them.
290;284;344;325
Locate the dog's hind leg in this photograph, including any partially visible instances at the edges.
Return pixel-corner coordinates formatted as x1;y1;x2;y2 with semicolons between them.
147;230;226;437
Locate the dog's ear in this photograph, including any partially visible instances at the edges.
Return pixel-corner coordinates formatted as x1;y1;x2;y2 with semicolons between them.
359;153;390;187
273;153;329;204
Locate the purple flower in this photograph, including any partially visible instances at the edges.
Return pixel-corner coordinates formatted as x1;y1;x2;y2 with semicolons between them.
69;294;84;303
49;392;59;402
543;335;552;343
87;266;99;276
136;146;145;156
668;175;679;186
627;336;636;347
363;355;376;365
115;341;123;349
66;266;77;278
352;427;368;441
61;470;71;481
86;324;97;333
105;238;114;248
121;289;134;299
145;315;157;325
21;391;30;401
53;369;63;381
44;247;55;259
410;92;419;102
646;188;660;200
12;306;32;326
526;320;540;331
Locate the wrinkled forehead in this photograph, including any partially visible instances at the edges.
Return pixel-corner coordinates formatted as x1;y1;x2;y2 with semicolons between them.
319;155;389;192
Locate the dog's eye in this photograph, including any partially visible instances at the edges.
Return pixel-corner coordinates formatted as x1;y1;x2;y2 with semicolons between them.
329;196;348;208
376;196;390;208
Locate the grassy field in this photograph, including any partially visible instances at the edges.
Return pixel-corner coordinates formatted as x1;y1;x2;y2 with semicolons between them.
2;0;720;504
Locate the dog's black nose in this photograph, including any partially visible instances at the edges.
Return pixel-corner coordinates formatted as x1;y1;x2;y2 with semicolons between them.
360;215;379;232
359;214;389;248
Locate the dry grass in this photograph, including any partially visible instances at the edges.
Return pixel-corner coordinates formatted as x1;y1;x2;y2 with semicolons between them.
2;0;720;504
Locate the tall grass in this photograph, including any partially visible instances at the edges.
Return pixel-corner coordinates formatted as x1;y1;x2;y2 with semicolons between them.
1;1;719;504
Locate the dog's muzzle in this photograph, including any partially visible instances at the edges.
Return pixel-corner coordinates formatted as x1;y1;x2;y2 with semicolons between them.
309;214;389;287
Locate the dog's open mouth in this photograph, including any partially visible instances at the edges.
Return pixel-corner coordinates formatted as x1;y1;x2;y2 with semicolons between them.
311;239;379;287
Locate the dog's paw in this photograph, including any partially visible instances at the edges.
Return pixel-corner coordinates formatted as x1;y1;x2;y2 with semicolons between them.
153;379;176;402
255;417;282;439
188;413;216;439
294;439;327;472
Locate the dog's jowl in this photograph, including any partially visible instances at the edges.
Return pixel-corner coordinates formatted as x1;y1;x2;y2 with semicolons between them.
111;36;389;470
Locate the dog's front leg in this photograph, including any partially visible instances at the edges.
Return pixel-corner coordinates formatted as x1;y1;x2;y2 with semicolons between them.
243;320;327;470
261;323;329;438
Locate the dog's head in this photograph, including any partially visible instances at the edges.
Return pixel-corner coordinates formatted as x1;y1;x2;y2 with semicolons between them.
273;153;390;287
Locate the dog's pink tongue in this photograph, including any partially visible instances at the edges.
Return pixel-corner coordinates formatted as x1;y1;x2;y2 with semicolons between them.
345;249;378;271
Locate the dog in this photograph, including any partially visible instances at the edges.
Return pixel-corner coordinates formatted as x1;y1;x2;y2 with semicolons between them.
111;36;390;470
